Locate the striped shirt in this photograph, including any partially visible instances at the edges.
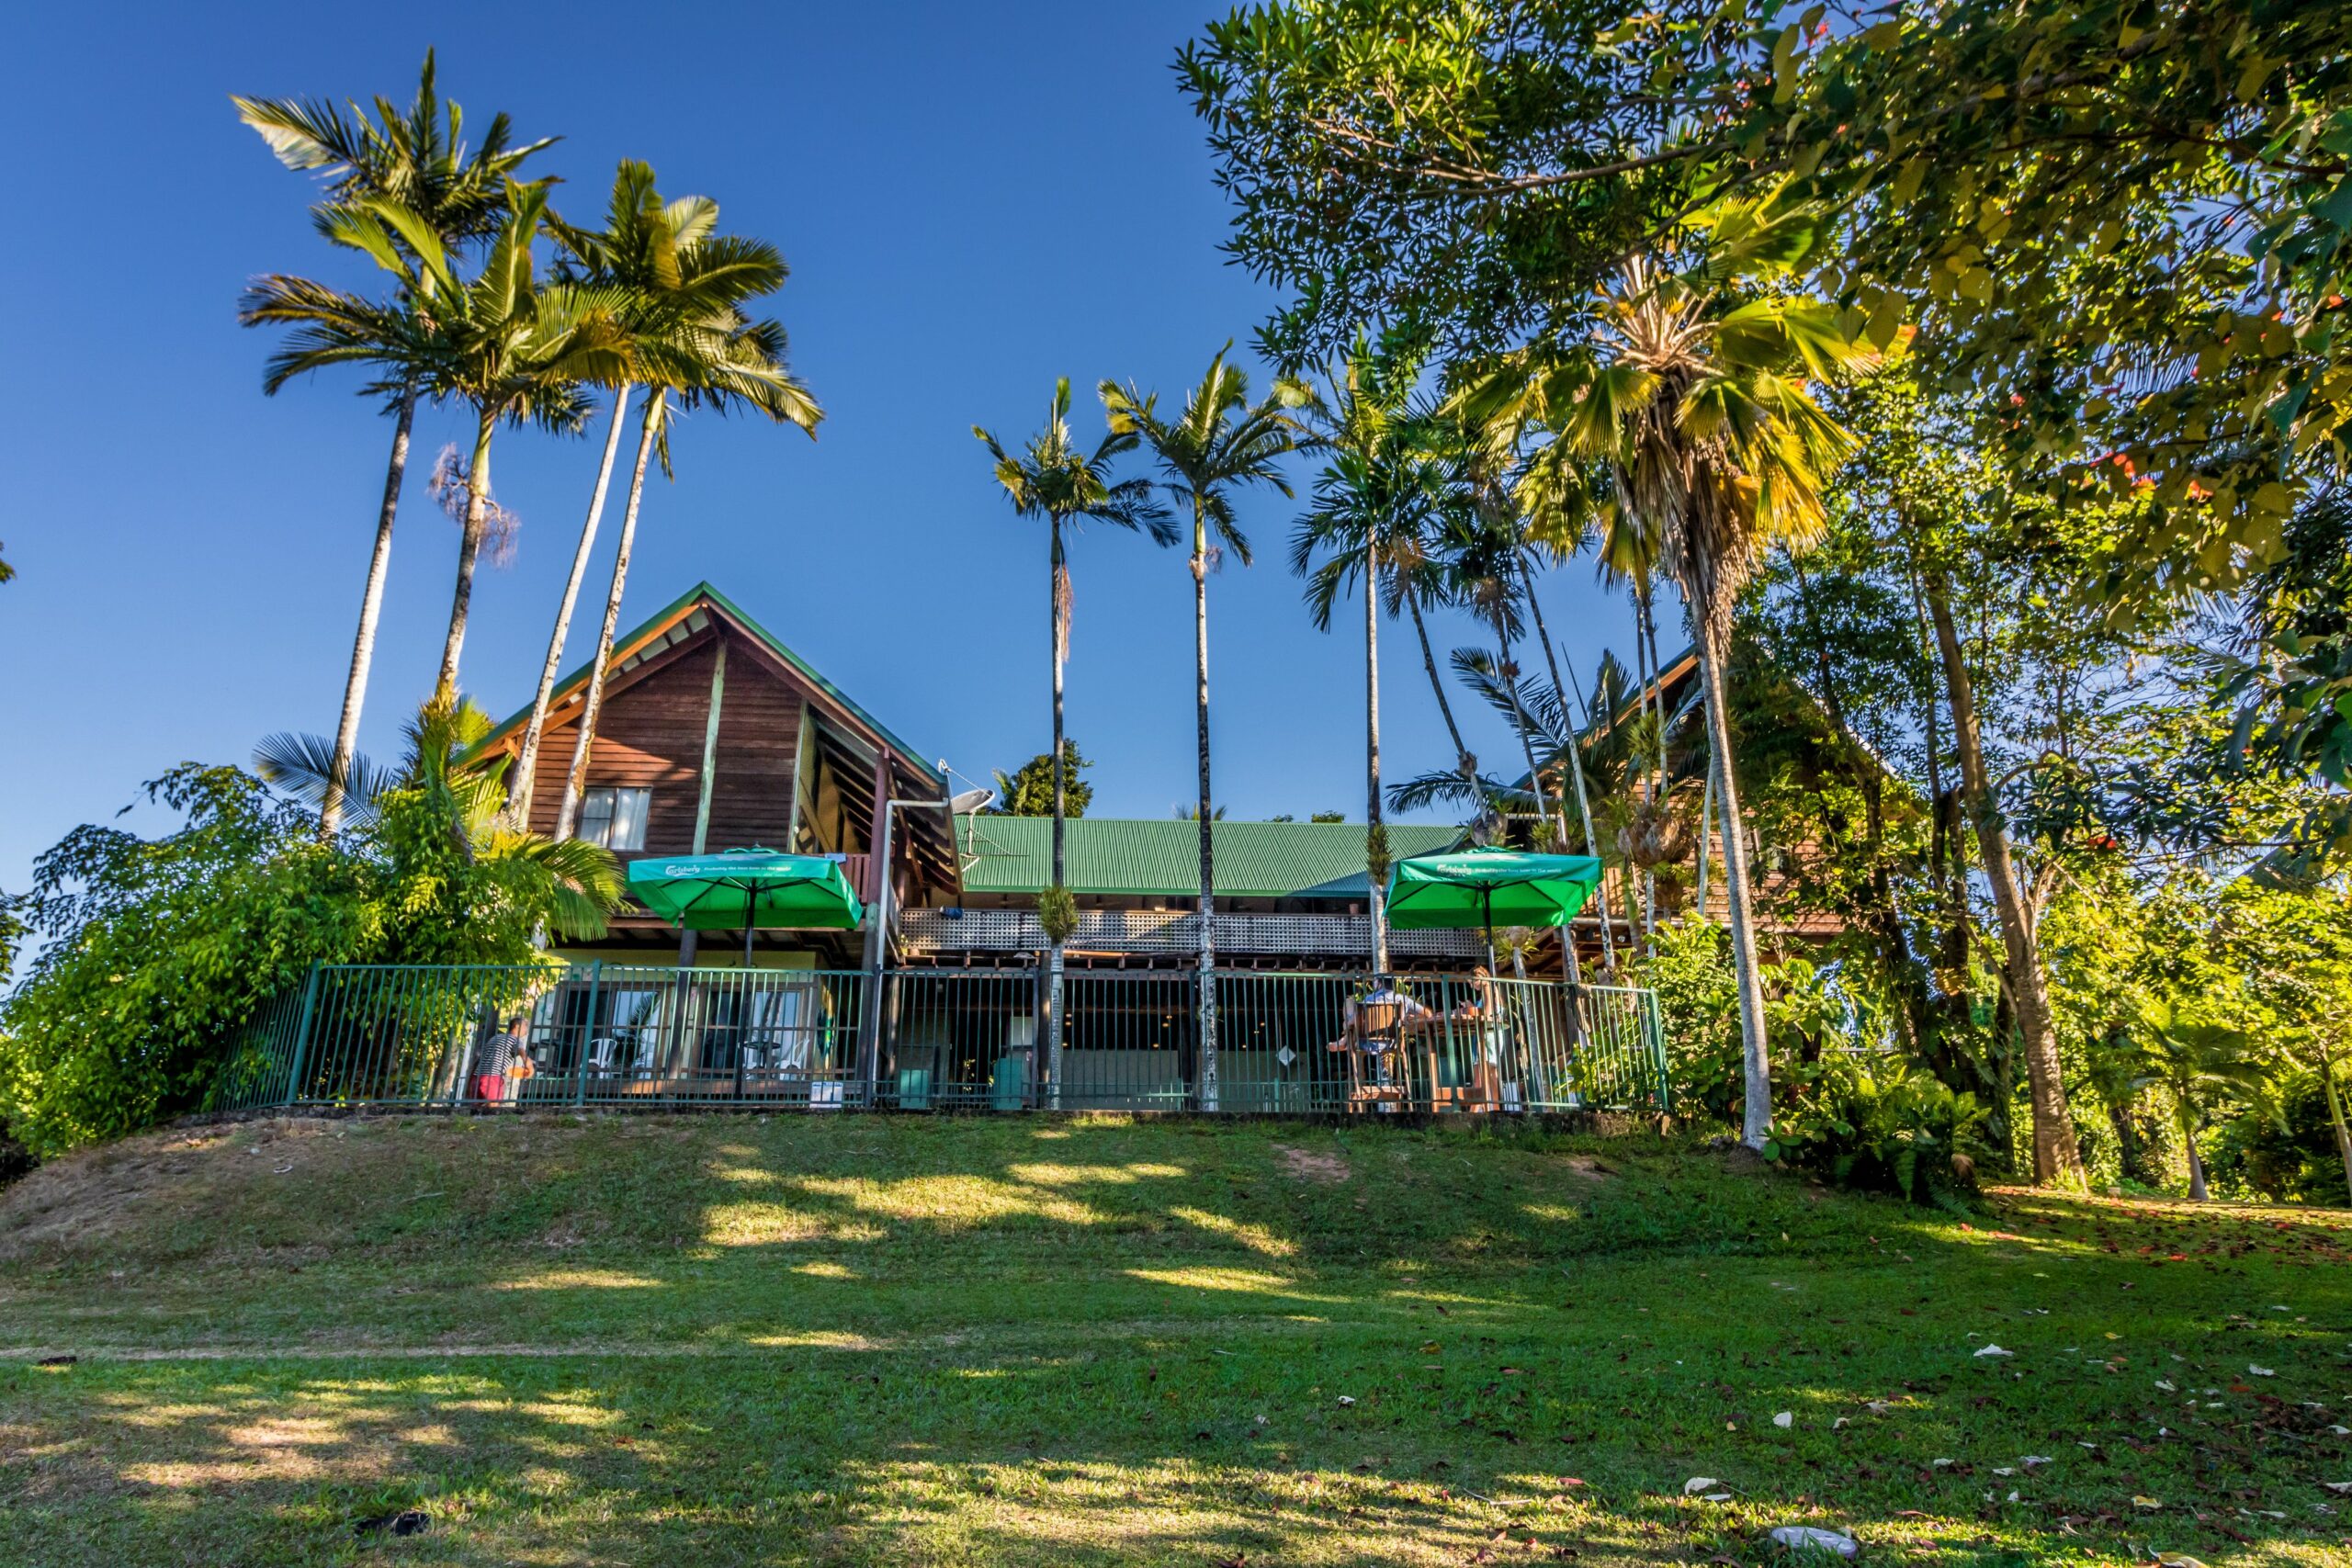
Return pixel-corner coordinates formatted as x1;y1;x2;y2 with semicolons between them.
479;1031;526;1077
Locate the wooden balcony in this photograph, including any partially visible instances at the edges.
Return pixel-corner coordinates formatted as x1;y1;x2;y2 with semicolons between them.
896;907;1487;959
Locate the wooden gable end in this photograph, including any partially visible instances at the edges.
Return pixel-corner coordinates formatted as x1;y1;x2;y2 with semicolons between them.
519;626;804;857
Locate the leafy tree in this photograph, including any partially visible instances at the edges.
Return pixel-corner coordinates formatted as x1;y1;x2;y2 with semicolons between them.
0;703;618;1156
1308;810;1346;824
2210;881;2352;1203
233;51;551;834
992;743;1095;819
1104;346;1306;1109
1178;1;1735;364
257;697;624;951
976;383;1174;1094
1769;0;2352;598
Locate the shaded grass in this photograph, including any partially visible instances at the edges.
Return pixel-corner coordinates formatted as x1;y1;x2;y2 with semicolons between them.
1;1113;2347;1565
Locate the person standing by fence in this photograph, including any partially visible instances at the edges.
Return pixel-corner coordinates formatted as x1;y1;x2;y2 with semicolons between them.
474;1015;529;1106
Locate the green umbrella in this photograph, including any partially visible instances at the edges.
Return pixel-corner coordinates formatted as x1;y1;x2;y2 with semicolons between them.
1385;850;1602;969
628;850;865;964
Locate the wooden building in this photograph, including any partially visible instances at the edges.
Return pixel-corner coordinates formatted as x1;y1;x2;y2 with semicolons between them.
477;583;962;967
481;582;1494;973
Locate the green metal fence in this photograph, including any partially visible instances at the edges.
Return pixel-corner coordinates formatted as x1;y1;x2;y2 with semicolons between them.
210;964;1668;1115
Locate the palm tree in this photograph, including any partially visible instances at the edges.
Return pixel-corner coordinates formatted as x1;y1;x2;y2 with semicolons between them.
345;185;606;705
548;175;821;841
1102;346;1305;1111
976;381;1174;1100
1287;340;1442;974
1501;201;1870;1150
255;696;624;943
234;51;551;836
495;164;814;832
2129;1004;2276;1201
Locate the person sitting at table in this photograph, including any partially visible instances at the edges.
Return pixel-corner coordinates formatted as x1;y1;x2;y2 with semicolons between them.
1338;974;1430;1048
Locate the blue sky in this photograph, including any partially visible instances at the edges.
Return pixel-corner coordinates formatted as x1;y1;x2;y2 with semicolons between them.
0;1;1639;904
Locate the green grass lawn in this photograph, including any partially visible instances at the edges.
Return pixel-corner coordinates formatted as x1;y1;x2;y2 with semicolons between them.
1;1112;2346;1566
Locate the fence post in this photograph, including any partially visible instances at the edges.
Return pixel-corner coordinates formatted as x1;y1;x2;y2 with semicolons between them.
280;963;323;1109
575;961;600;1108
1645;988;1673;1113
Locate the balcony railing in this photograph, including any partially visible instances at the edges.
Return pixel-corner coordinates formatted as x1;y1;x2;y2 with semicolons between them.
898;906;1487;958
208;963;1668;1116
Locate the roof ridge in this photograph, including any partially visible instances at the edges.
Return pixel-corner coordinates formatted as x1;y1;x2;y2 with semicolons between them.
473;582;942;788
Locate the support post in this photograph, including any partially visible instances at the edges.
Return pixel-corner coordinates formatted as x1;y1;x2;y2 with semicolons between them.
856;750;896;1095
283;963;322;1109
575;960;600;1107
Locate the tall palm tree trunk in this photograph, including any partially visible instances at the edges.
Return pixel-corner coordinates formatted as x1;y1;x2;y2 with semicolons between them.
1365;546;1389;974
2177;1098;2211;1201
1921;567;2086;1187
1046;517;1069;1106
1192;514;1220;1111
509;390;633;829
435;410;499;704
2320;1063;2352;1205
1694;631;1773;1150
322;382;418;838
1518;555;1616;970
556;392;665;841
1405;593;1472;775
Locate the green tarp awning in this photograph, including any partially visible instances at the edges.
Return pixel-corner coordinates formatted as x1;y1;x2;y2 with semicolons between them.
627;851;864;931
1385;850;1602;931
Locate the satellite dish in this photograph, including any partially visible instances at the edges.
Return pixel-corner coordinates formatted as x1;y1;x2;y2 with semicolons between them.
949;786;997;815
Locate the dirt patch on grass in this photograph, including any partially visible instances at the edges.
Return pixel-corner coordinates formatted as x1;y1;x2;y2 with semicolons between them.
1274;1144;1351;1183
1560;1154;1616;1180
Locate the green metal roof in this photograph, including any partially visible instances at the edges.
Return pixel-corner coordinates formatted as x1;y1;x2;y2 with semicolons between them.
954;818;1463;899
477;581;943;789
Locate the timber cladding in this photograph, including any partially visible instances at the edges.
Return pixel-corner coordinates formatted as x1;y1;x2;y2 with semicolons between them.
525;631;802;856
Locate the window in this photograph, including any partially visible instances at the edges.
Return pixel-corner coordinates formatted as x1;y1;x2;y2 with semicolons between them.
580;786;650;852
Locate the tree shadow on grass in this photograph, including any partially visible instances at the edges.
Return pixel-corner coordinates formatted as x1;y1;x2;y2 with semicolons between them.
3;1117;2350;1564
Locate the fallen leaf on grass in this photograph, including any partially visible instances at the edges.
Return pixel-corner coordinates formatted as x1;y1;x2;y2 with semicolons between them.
2248;1365;2275;1377
1774;1412;1793;1428
2132;1495;2165;1510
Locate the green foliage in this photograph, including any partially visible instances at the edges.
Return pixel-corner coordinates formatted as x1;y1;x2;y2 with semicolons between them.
1635;920;1983;1201
1308;810;1345;823
1179;0;1738;364
1634;919;1742;1121
0;767;376;1156
0;705;621;1158
1771;0;2351;595
992;742;1093;819
1035;885;1080;945
1762;1055;1991;1207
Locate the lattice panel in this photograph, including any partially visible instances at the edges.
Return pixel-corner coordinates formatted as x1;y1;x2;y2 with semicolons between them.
898;908;1483;956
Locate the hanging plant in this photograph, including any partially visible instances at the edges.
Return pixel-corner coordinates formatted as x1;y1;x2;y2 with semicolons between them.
1037;883;1080;943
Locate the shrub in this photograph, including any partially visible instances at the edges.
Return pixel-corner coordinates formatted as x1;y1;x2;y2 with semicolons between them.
0;703;620;1158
